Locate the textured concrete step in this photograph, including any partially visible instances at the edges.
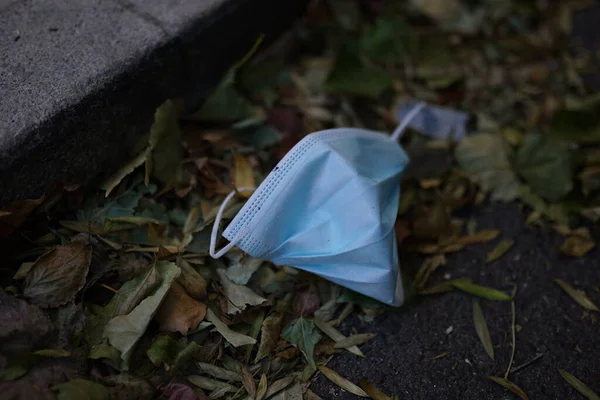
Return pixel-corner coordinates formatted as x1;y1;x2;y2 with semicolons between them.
0;0;307;206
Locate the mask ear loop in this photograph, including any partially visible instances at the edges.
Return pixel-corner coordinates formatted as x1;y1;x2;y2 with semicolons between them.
209;187;255;259
390;101;427;142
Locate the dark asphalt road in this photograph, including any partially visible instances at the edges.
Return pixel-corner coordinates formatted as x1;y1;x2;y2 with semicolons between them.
311;204;600;399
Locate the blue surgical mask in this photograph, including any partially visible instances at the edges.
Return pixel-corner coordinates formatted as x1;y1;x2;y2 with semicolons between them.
209;103;425;306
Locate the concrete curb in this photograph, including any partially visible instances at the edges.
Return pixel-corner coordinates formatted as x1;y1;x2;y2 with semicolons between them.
0;0;308;206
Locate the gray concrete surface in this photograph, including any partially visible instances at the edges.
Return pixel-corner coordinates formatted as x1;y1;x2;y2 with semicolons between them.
0;0;307;206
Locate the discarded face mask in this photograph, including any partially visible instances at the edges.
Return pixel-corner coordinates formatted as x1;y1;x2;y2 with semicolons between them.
396;99;469;141
209;103;426;306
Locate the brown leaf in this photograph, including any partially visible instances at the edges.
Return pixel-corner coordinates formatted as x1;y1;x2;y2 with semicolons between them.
23;241;92;308
455;230;501;245
0;196;44;239
255;312;283;362
412;200;452;240
293;289;321;317
488;376;529;400
554;279;599;311
419;281;455;295
359;379;392;400
160;383;207;400
487;238;514;263
473;301;494;360
317;366;368;397
233;153;255;198
178;260;207;300
155;282;207;335
240;365;256;398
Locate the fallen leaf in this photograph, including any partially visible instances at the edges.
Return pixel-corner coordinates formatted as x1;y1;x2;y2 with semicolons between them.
187;376;238;393
177;260;208;300
240;365;256;398
578;166;600;196
270;382;302;400
412;255;446;289
102;151;147;197
559;369;600;400
104;261;181;367
113;265;160;316
360;14;415;64
155;281;207;335
554;279;599;311
451;279;511;301
256;374;267;400
455;230;501;245
225;256;263;285
293;289;321;317
233;153;255;198
314;317;364;357
419;281;455;295
487;238;514;263
326;41;392;98
205;308;256;347
359;379;392;400
53;378;110;400
0;196;44;239
242;376;295;400
160;383;205;400
333;333;376;349
317;366;368;397
217;269;266;314
473;301;494;360
23;241;92;308
32;349;70;358
560;235;596;258
281;318;322;370
515;132;573;201
197;362;241;382
550;95;600;144
454;134;520;202
255;312;283;362
191;86;254;122
89;342;120;362
488;376;529;400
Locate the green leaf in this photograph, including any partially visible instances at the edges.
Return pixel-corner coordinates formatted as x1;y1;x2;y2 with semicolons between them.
451;279;511;301
515;132;573;201
486;238;514;263
360;15;415;64
89;342;121;362
473;301;494;360
559;369;600;400
147;100;183;185
455;134;520;202
32;349;70;358
255;312;283;362
205;308;256;347
53;379;110;400
103;261;181;368
0;355;35;381
554;279;599;311
101;150;147;197
281;318;321;370
191;86;254;122
550;95;600;143
326;41;392;98
146;335;180;368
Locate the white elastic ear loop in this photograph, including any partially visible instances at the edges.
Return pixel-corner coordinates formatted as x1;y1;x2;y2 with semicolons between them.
390;101;427;142
209;187;255;259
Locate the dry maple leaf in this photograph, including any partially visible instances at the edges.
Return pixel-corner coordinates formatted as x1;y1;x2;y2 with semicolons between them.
155;282;207;335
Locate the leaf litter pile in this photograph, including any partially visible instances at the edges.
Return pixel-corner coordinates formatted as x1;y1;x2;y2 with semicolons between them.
2;0;600;399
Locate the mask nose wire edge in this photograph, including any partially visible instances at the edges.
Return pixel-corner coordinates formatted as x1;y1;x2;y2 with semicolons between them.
209;186;256;259
390;101;427;142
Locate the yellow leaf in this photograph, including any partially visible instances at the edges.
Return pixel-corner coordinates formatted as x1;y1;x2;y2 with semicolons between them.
488;376;529;400
455;230;501;245
487;238;514;263
256;374;267;400
317;366;368;397
359;379;392;400
559;369;600;400
554;279;599;311
233;153;255;198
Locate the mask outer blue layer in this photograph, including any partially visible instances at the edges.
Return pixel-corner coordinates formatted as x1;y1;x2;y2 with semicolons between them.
222;128;409;306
